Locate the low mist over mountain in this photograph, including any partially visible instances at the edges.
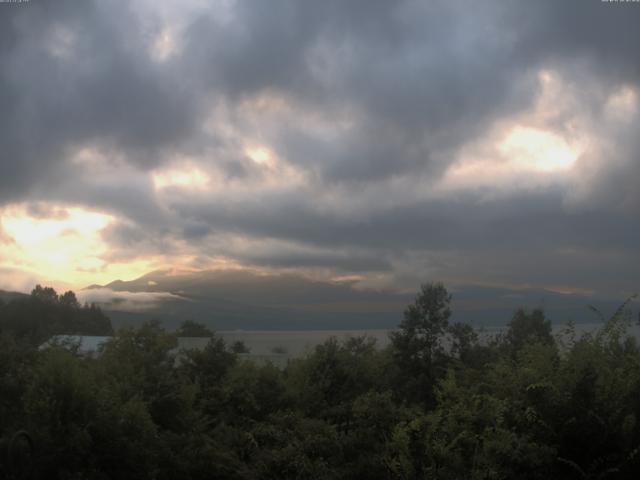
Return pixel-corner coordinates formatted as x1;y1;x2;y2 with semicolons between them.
82;270;631;330
83;270;410;330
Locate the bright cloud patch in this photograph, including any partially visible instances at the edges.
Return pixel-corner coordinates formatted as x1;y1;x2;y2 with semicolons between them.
153;167;210;190
436;69;604;196
498;126;579;173
245;146;274;167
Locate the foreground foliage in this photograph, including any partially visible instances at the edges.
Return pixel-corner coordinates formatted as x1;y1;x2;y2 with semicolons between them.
1;284;639;479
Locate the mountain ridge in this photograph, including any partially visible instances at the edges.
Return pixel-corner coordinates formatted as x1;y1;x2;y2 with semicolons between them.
0;289;29;303
79;269;636;331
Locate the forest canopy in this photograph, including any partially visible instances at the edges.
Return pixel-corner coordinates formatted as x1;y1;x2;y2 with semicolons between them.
0;283;639;479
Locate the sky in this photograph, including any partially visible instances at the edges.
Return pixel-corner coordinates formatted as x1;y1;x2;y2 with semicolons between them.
0;0;639;298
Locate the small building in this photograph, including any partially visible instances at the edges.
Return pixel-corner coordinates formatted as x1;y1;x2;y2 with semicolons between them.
39;335;111;356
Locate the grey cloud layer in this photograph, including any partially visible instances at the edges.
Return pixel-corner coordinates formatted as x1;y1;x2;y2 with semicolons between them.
1;0;639;294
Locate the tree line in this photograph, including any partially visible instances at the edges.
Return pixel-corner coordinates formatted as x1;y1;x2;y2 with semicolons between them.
0;283;639;479
0;285;113;344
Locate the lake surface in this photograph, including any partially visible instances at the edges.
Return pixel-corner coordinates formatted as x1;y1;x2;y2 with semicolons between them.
217;321;640;356
217;329;393;356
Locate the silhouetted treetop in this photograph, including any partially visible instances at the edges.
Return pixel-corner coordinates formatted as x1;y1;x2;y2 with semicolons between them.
30;285;59;304
176;319;214;337
505;307;553;350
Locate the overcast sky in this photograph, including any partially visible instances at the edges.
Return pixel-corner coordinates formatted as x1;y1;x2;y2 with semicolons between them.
0;0;639;297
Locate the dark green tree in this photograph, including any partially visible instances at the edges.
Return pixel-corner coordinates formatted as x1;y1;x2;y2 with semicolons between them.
59;291;80;309
176;320;213;337
231;340;250;354
505;308;553;351
390;282;452;407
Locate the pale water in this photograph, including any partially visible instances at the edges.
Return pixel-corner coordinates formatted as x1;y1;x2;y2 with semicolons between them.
217;321;640;357
217;329;393;356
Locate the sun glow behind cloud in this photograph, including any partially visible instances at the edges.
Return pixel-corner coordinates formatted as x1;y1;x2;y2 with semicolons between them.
152;167;210;190
151;27;180;62
0;204;158;291
438;123;583;195
498;126;579;172
435;69;591;195
245;146;274;167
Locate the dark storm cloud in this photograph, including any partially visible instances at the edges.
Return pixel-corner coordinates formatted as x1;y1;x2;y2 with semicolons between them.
229;245;393;273
169;188;640;253
0;0;632;193
0;0;197;200
1;0;639;294
178;0;640;186
183;0;532;183
508;0;640;82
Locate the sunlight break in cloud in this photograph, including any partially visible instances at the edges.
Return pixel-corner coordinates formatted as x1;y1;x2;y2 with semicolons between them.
0;204;157;291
